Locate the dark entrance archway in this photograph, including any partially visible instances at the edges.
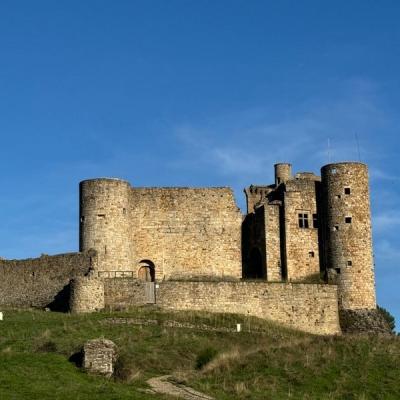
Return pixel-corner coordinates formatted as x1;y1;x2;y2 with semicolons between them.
137;259;155;282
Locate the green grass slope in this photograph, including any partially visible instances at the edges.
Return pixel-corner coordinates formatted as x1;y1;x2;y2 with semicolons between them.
0;307;398;400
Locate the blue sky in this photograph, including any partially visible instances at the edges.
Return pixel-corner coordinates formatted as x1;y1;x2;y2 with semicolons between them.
0;1;399;329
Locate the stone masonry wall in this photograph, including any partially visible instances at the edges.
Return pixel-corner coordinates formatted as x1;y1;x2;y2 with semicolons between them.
103;278;147;309
0;252;92;308
283;179;321;281
264;203;282;281
130;188;242;280
156;281;341;335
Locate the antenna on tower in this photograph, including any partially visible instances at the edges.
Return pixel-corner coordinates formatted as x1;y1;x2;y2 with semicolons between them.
327;138;332;163
355;132;361;161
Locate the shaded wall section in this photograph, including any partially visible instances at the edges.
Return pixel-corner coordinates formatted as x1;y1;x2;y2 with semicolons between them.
0;252;93;309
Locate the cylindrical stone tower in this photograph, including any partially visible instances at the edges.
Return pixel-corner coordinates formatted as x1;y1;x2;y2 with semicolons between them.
321;162;376;310
274;163;292;186
79;178;133;273
70;277;105;313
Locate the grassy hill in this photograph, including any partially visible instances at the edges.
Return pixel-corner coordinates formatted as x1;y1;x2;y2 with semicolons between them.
0;307;399;399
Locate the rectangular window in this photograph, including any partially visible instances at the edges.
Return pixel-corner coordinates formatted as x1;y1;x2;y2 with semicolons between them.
312;213;318;228
344;187;351;195
309;251;315;258
345;217;352;224
97;214;106;219
298;213;309;228
347;260;352;266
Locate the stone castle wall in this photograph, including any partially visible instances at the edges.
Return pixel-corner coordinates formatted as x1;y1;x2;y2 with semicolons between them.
0;252;92;309
283;179;321;281
156;281;341;335
130;187;242;280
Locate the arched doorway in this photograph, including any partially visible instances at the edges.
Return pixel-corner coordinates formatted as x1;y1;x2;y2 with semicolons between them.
137;260;155;282
249;247;266;279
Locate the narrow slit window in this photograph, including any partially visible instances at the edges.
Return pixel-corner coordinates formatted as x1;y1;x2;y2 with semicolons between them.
345;217;352;224
298;213;309;228
312;213;318;228
344;187;351;195
97;214;106;219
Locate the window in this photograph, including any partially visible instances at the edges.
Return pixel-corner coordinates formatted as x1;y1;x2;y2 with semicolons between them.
347;260;352;267
298;213;309;228
97;214;106;219
333;225;339;231
312;214;318;228
335;268;341;274
80;216;85;223
345;217;352;224
344;187;351;195
309;251;315;258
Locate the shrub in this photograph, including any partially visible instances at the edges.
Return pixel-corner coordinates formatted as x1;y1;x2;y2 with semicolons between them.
377;305;396;333
195;347;218;370
36;341;58;353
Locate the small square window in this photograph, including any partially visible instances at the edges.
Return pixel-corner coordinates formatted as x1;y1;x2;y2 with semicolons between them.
345;217;352;224
333;225;339;231
309;251;315;258
347;260;352;266
298;213;309;228
344;187;351;195
335;268;341;274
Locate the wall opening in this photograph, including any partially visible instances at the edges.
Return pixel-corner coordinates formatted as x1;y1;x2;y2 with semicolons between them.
138;260;156;282
345;217;352;224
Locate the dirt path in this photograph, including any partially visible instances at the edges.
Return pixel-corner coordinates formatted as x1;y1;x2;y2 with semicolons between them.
146;375;214;400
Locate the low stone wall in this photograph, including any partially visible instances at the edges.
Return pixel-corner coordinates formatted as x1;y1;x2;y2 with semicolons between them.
103;278;147;309
0;252;92;309
156;281;341;335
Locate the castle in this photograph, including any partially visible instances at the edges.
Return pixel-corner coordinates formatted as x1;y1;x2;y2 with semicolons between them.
0;162;380;335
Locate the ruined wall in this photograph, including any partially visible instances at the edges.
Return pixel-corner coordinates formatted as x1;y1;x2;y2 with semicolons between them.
321;162;376;310
156;281;340;335
130;188;242;280
0;252;92;308
283;179;321;281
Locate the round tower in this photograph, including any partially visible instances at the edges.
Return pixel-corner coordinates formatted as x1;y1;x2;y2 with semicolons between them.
274;163;292;186
321;162;376;310
79;178;133;273
70;277;105;313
